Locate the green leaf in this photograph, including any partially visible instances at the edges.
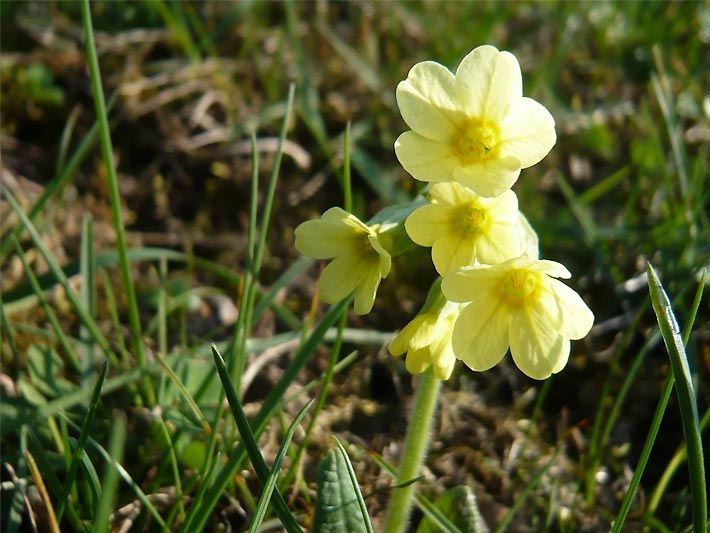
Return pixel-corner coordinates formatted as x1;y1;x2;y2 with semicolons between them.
417;486;487;533
646;263;706;533
248;400;313;533
211;344;302;533
313;438;373;533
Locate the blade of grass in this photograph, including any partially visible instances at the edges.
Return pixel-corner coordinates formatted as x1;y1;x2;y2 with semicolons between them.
25;451;61;533
155;416;185;524
212;344;303;532
231;84;296;391
80;0;154;406
613;270;705;531
0;292;20;376
12;238;82;373
494;454;558;533
56;360;108;520
0;95;114;262
645;263;706;533
54;106;80;178
252;256;312;324
79;214;97;379
283;124;352;488
647;408;710;517
3;188;117;368
248;400;313;533
100;269;130;370
90;413;126;533
585;300;649;503
182;298;349;532
62;414;167;528
368;450;461;533
25;429;87;532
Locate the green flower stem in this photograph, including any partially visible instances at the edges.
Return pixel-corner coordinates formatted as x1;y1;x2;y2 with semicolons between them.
383;368;441;533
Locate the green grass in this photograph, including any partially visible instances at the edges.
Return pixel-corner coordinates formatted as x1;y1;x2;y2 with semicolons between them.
1;1;707;531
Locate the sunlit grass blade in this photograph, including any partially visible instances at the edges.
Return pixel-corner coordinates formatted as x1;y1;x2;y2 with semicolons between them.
25;450;61;533
3;189;117;366
231;84;296;390
24;428;86;533
248;400;313;533
182;298;349;532
645;263;706;533
211;344;302;533
56;360;109;520
80;0;154;406
91;413;126;533
613;269;705;531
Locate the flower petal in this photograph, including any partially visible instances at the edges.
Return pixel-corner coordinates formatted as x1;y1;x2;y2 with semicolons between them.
396;61;463;142
322;206;371;233
548;279;595;339
367;234;392;278
498;97;556;168
429;181;478;206
432;235;477;275
455;46;522;123
395;132;460;183
406;347;432;375
432;341;456;380
294;217;355;259
550;338;571;375
319;253;365;305
441;265;500;303
353;266;382;315
474;219;521;263
389;316;427;356
517;212;540;259
453;156;521;198
451;297;509;372
509;306;569;379
527;260;571;279
405;204;452;246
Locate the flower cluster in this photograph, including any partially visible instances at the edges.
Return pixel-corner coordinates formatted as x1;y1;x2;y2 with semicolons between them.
295;45;593;380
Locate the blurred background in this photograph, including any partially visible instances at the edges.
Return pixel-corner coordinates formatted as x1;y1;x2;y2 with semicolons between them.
1;1;708;531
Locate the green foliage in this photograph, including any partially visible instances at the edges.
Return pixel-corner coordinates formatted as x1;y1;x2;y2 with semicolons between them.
313;439;373;533
417;486;487;533
645;265;706;533
0;1;707;531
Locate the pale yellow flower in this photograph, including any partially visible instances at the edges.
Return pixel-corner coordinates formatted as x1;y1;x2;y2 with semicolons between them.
405;182;522;274
441;257;594;379
294;207;391;315
395;45;556;197
389;297;461;381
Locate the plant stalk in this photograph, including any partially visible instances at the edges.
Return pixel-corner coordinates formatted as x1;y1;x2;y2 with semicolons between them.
382;368;441;533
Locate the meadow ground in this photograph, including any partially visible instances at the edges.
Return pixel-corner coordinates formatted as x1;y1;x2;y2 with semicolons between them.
1;2;708;532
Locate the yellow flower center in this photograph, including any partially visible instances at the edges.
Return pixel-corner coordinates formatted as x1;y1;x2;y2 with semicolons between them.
457;205;487;234
354;233;378;260
502;269;539;306
452;120;499;164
